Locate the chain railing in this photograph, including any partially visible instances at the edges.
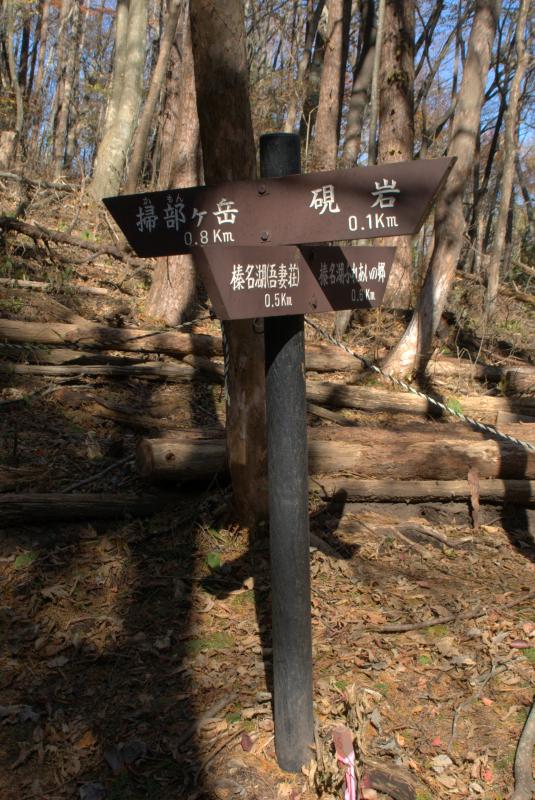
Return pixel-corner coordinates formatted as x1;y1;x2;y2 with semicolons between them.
304;317;535;453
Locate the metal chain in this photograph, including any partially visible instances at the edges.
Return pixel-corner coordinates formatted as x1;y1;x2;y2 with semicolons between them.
167;313;212;331
304;317;535;453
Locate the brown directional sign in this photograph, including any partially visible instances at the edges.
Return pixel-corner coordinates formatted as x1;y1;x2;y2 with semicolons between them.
103;157;454;257
193;245;395;320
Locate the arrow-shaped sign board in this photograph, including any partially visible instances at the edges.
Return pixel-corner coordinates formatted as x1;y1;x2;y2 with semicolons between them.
194;245;395;320
104;157;454;258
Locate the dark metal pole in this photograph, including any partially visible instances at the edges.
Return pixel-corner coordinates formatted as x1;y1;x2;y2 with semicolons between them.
260;132;314;773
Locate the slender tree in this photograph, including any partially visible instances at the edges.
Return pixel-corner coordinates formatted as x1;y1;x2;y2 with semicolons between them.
383;0;501;376
367;0;385;163
144;2;200;326
377;0;415;308
90;0;147;199
4;0;24;153
340;0;376;168
124;0;182;194
190;0;267;526
284;0;325;134
313;0;351;170
486;0;529;315
53;0;82;178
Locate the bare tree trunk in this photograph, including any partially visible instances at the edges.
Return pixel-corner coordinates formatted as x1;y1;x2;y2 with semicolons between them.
4;0;24;153
314;0;351;339
144;5;200;326
53;0;81;178
515;153;535;246
486;0;529;316
469;91;506;273
313;0;351;170
377;0;415;308
284;0;325;134
190;0;267;527
102;0;129;136
33;0;50;98
64;6;88;171
340;0;376;168
17;10;31;96
383;0;500;376
300;9;327;154
367;0;385;163
124;0;182;194
26;6;42;98
50;0;71;171
90;0;147;199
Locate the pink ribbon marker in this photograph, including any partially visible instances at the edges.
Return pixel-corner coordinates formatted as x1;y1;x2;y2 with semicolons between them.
333;726;357;800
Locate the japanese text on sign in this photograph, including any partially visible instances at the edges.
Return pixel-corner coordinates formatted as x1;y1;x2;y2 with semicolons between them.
136;191;240;245
309;179;401;235
104;157;454;258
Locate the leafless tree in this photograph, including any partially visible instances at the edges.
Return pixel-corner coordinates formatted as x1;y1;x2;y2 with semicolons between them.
90;0;148;199
383;0;501;376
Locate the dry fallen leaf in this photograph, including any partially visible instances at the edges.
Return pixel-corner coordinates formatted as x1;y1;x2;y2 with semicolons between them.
76;730;97;750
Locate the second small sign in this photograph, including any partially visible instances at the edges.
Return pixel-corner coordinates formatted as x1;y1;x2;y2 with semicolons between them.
193;245;395;320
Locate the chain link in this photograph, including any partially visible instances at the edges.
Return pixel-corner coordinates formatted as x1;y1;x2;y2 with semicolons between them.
304;317;535;453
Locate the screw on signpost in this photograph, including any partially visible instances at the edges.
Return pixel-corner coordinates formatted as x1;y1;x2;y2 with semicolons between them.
260;132;315;773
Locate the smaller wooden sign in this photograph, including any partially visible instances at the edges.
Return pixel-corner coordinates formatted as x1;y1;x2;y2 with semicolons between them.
193;245;395;320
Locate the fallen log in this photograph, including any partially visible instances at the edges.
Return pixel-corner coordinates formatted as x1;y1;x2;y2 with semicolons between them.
0;466;46;492
427;357;535;384
310;477;535;506
502;283;535;308
0;493;175;525
0;216;147;267
183;354;224;383
0;170;75;192
0;319;222;357
0;362;199;381
305;343;361;372
3;317;532;390
137;431;535;481
137;439;226;480
426;357;503;383
90;402;225;432
504;370;535;395
497;410;535;425
0;278;109;296
305;380;535;422
0;346;147;367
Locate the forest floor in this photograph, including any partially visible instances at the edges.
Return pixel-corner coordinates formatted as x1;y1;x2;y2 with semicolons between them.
0;181;534;800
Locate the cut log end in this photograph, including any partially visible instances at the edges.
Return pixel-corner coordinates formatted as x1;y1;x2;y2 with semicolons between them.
136;439;156;478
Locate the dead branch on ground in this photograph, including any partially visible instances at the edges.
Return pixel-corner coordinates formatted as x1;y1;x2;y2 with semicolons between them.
0;215;148;268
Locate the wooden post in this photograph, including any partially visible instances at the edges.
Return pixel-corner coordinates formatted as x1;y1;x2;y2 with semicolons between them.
261;133;315;772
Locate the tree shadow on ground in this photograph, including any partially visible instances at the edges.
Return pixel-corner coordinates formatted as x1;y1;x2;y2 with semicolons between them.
201;482;356;714
0;490;237;799
0;355;235;799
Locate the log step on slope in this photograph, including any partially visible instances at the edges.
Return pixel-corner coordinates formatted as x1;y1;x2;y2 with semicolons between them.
137;425;535;483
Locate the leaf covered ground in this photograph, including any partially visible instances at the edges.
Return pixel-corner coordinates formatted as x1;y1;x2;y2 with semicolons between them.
1;183;534;800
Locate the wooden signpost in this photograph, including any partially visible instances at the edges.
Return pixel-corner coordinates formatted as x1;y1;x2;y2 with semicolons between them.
105;139;454;773
103;156;454;258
